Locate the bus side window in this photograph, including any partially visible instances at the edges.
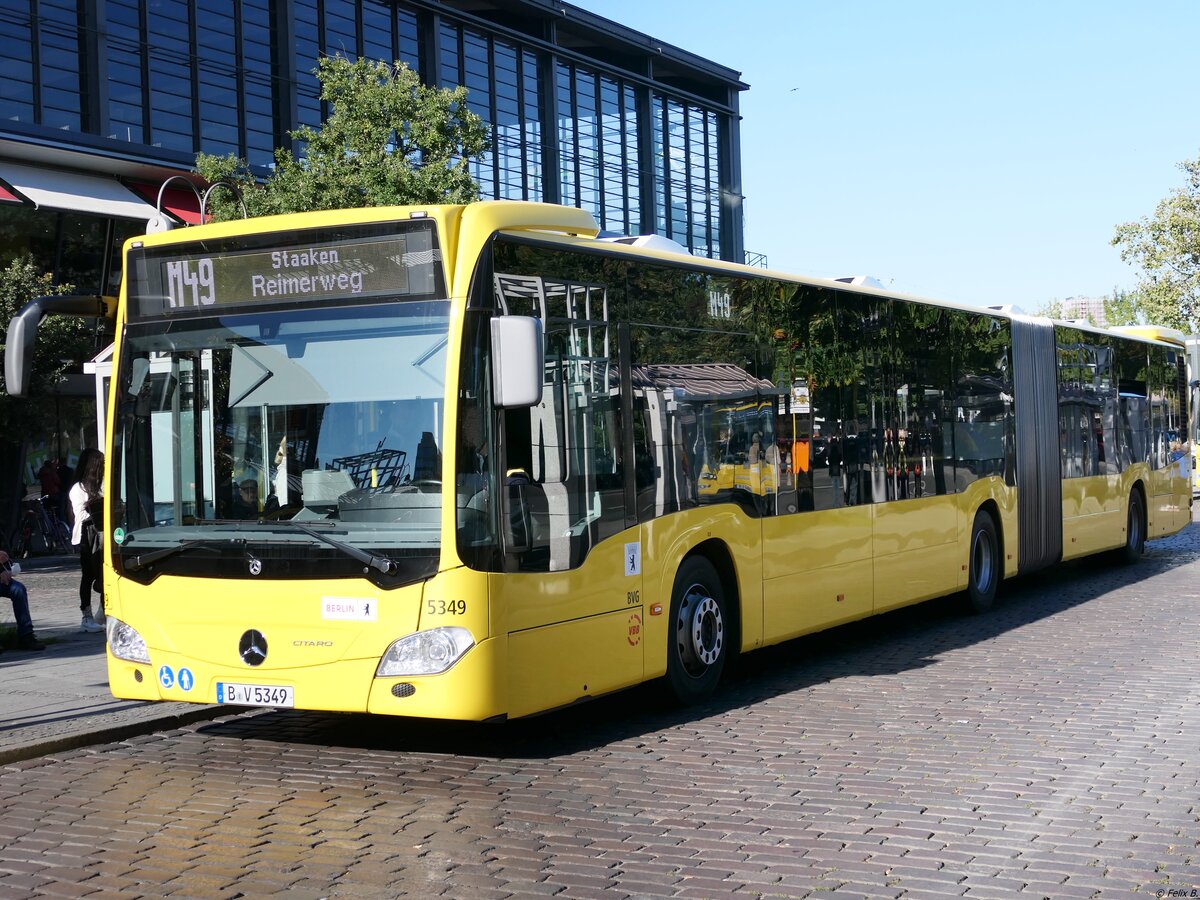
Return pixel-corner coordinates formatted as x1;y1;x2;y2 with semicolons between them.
495;315;626;573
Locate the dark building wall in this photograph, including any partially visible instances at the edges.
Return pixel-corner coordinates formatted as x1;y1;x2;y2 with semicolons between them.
0;0;746;539
0;0;746;260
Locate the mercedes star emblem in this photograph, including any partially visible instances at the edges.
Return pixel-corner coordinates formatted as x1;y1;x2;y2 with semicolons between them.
239;629;268;666
248;557;263;576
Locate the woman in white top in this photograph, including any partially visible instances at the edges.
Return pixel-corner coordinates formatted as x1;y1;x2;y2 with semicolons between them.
69;448;105;633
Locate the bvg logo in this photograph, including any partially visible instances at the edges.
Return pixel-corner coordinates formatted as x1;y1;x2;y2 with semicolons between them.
627;613;642;647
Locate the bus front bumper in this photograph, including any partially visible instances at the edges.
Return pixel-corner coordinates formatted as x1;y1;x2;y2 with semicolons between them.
107;634;507;722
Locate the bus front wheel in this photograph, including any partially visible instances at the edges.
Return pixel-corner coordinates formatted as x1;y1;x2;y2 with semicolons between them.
966;510;999;614
666;556;728;704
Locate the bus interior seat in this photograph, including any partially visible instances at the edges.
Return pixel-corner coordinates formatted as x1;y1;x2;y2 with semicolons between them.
507;481;550;552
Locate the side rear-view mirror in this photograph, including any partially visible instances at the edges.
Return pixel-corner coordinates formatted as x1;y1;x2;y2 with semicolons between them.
5;294;115;397
490;315;543;408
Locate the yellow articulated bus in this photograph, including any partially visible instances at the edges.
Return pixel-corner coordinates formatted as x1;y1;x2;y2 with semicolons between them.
5;201;1191;720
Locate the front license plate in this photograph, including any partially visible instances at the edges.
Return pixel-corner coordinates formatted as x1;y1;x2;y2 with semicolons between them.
217;682;294;708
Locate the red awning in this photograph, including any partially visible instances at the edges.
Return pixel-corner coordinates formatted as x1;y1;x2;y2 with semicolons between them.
0;163;156;219
125;179;205;225
0;178;30;205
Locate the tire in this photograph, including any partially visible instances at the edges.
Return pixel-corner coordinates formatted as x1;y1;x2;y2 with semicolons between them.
665;556;729;705
1117;490;1145;564
966;510;999;614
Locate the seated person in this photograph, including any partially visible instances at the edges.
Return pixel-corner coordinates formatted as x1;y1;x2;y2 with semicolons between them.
232;479;260;519
1;550;46;652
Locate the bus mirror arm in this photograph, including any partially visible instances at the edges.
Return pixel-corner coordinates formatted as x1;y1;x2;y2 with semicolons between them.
491;315;544;408
4;294;116;398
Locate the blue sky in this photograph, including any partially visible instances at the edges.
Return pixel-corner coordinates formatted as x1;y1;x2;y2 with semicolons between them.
571;1;1200;310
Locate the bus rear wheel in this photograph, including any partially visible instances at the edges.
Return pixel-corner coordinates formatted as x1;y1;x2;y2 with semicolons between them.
1117;490;1145;564
966;510;999;614
666;556;728;704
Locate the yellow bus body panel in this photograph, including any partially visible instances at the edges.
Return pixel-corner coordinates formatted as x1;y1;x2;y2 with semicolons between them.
492;534;646;717
505;610;644;719
872;493;962;613
762;505;874;640
1148;459;1191;536
1061;474;1123;560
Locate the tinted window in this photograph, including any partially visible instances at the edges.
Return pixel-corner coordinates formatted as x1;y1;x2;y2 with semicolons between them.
893;300;954;498
951;311;1012;489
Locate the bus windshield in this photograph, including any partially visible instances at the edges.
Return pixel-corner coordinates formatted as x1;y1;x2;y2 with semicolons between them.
109;300;450;586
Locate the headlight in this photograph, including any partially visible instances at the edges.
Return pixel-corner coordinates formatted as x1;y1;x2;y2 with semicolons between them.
376;627;475;677
107;617;150;664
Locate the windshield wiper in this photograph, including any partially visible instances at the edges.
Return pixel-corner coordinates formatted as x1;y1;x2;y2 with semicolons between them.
122;538;227;573
279;521;399;576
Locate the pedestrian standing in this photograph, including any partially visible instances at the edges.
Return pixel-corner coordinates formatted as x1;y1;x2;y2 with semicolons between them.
38;458;61;514
55;456;73;522
69;448;105;633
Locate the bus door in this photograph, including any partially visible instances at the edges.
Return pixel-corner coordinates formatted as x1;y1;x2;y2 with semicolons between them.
491;274;643;717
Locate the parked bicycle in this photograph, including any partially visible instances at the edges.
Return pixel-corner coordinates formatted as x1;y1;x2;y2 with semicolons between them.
8;505;36;559
8;494;71;557
42;494;72;552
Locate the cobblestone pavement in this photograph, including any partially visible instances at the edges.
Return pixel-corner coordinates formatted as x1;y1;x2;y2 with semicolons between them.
0;557;220;763
2;527;1200;898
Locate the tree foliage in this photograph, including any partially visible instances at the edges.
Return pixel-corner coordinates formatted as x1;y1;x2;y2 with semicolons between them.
196;57;491;221
1034;288;1147;329
1101;287;1149;328
0;255;86;434
1112;151;1200;331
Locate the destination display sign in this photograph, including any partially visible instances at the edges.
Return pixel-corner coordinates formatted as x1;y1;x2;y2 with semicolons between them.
128;223;443;319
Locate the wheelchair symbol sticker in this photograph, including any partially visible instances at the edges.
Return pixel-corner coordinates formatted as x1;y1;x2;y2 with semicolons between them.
177;668;194;692
158;665;175;689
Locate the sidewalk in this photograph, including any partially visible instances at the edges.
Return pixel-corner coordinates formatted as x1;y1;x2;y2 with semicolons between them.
0;554;224;764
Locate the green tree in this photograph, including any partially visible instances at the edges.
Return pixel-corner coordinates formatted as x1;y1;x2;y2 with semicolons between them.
1101;286;1149;328
0;255;88;434
1034;299;1067;320
1112;151;1200;331
1036;287;1178;329
196;57;491;221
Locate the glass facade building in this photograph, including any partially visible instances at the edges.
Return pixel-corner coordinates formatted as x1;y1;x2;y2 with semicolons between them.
0;0;745;532
0;0;745;277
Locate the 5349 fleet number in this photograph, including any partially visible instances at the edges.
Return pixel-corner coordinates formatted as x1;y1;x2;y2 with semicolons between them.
426;599;467;616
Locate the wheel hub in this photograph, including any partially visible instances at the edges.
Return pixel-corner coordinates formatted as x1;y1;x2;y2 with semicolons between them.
677;584;724;671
